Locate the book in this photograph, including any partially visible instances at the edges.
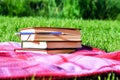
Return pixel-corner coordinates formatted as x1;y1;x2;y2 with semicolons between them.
21;41;82;49
18;27;81;41
15;48;77;54
20;34;81;41
20;27;81;35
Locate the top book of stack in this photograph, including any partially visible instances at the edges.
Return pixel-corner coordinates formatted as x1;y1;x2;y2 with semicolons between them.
19;27;81;42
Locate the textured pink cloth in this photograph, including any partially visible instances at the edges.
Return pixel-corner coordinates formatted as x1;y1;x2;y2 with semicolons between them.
0;42;120;79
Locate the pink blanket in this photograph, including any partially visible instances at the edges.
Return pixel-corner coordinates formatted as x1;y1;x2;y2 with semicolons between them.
0;42;120;79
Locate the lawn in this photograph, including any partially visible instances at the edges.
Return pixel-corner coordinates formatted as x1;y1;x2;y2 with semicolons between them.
0;16;120;52
0;16;120;80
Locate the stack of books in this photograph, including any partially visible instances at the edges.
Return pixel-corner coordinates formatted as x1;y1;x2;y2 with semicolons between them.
16;27;82;54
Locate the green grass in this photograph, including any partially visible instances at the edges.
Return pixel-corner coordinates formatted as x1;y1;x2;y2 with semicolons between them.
0;16;120;52
0;16;120;80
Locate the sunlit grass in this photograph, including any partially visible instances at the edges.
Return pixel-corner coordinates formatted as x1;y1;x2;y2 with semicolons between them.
0;16;120;52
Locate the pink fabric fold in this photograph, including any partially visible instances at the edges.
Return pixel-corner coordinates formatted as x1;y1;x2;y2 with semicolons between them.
0;42;120;79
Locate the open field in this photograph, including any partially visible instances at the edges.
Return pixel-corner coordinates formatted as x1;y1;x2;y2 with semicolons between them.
0;16;120;52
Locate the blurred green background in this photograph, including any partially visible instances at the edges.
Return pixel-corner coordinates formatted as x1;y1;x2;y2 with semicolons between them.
0;0;120;20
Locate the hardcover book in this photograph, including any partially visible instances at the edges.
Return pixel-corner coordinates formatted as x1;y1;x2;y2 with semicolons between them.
21;41;82;49
15;48;77;54
19;27;81;41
